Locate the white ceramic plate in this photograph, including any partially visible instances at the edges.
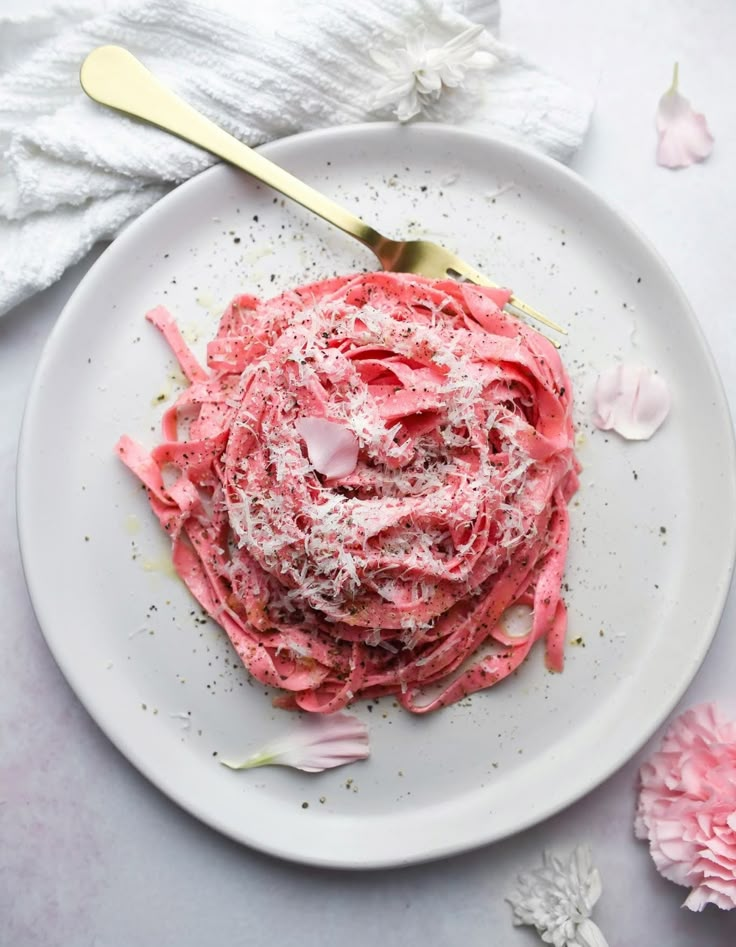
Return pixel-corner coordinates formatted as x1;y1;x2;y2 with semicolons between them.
18;124;736;868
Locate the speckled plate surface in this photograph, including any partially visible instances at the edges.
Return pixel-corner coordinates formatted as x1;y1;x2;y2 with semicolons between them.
17;124;736;868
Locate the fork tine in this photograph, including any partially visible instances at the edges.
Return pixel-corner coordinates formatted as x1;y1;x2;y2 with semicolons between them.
506;297;567;335
446;260;566;335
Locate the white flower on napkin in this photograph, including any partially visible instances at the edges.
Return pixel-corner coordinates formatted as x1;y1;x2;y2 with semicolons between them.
506;845;609;947
370;25;496;121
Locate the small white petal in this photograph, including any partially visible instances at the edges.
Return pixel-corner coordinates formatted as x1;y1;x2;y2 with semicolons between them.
415;70;443;94
405;34;426;59
592;363;671;440
296;416;359;479
221;712;370;773
437;63;466;88
373;78;417;109
576;919;610;947
396;91;422;122
439;24;486;57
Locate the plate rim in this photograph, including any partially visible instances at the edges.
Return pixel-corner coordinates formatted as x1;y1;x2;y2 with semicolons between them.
16;121;736;869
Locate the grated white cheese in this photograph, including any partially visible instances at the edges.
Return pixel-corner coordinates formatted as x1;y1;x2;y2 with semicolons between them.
223;285;545;632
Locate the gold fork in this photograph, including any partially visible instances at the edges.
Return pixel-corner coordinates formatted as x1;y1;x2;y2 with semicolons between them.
80;46;563;338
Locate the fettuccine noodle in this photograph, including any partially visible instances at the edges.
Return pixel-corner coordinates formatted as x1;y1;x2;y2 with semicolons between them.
118;272;578;713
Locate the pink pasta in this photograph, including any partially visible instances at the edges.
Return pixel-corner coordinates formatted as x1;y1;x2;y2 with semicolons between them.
117;272;579;713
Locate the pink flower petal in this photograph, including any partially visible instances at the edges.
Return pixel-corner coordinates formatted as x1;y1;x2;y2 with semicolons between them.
220;712;370;773
296;416;359;479
656;64;714;169
592;363;671;440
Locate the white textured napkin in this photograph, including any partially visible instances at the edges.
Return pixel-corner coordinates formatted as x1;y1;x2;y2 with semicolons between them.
0;0;592;316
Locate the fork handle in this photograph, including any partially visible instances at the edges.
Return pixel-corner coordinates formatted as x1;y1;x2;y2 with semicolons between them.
80;46;383;250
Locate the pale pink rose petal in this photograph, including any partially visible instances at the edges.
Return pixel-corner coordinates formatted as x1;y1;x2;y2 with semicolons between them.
656;63;714;169
296;416;359;479
593;363;671;440
220;711;370;773
635;703;736;911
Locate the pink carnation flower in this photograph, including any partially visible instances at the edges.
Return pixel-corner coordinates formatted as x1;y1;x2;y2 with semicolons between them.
635;703;736;910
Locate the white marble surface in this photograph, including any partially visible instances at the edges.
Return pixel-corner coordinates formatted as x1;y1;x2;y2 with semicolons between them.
2;1;736;944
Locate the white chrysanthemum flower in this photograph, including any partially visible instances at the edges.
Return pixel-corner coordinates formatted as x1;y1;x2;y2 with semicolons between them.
506;846;608;947
370;25;497;122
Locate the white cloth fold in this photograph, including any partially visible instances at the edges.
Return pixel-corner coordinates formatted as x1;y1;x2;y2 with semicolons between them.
0;0;592;316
